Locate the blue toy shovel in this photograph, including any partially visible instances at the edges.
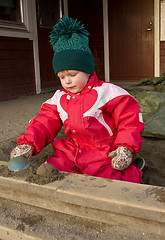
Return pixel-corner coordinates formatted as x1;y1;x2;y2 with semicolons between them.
8;156;30;172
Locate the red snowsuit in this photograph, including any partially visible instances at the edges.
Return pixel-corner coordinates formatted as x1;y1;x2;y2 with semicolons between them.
18;72;145;183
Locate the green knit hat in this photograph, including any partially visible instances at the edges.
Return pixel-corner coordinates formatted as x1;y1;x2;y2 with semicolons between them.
50;16;94;75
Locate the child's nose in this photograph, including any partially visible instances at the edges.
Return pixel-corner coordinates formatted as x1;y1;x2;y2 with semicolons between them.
65;76;72;84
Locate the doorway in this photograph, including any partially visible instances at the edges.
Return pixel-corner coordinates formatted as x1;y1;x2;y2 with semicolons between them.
108;0;154;80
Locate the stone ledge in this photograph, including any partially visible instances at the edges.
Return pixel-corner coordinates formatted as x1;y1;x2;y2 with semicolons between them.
0;174;164;237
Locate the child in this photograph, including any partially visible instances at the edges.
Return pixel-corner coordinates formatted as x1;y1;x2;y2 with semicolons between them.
10;17;145;183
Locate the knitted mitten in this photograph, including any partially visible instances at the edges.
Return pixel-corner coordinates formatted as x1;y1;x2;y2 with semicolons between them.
108;146;132;171
10;144;33;161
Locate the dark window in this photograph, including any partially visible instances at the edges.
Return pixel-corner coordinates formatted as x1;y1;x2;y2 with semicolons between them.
0;0;22;22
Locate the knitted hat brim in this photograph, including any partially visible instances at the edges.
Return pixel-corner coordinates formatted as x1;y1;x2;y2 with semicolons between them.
53;50;94;75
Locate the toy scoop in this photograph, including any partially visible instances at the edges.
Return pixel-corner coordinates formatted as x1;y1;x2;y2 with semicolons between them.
8;156;30;172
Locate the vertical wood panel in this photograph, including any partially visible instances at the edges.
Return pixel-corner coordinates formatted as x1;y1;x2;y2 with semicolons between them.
37;28;60;89
36;0;61;90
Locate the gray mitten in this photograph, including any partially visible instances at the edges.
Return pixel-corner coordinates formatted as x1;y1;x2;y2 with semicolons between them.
108;146;132;171
10;144;33;161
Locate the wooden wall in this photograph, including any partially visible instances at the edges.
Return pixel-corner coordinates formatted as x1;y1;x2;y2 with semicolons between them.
68;0;105;80
0;37;35;101
160;41;165;75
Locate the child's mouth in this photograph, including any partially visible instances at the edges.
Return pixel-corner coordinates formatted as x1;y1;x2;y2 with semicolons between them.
67;86;75;90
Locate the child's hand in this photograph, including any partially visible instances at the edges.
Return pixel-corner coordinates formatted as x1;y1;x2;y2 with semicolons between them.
10;144;33;161
108;146;132;170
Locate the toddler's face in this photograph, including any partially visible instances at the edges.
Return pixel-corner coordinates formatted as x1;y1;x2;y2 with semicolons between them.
57;70;90;94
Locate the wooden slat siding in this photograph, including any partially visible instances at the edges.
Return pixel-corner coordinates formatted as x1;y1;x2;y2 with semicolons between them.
68;0;104;80
160;41;165;75
0;36;35;101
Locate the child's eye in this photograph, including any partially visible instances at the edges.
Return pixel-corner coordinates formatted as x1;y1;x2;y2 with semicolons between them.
70;72;77;77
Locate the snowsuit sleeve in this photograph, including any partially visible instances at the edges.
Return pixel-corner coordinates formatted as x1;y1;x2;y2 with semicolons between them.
110;94;145;154
17;94;62;155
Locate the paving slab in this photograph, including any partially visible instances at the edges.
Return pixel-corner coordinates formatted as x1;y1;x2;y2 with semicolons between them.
0;173;165;237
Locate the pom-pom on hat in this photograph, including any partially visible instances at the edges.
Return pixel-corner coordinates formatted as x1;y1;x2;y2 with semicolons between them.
50;16;94;75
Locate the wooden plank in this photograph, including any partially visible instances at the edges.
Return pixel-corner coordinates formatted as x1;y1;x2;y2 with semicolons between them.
0;174;165;236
